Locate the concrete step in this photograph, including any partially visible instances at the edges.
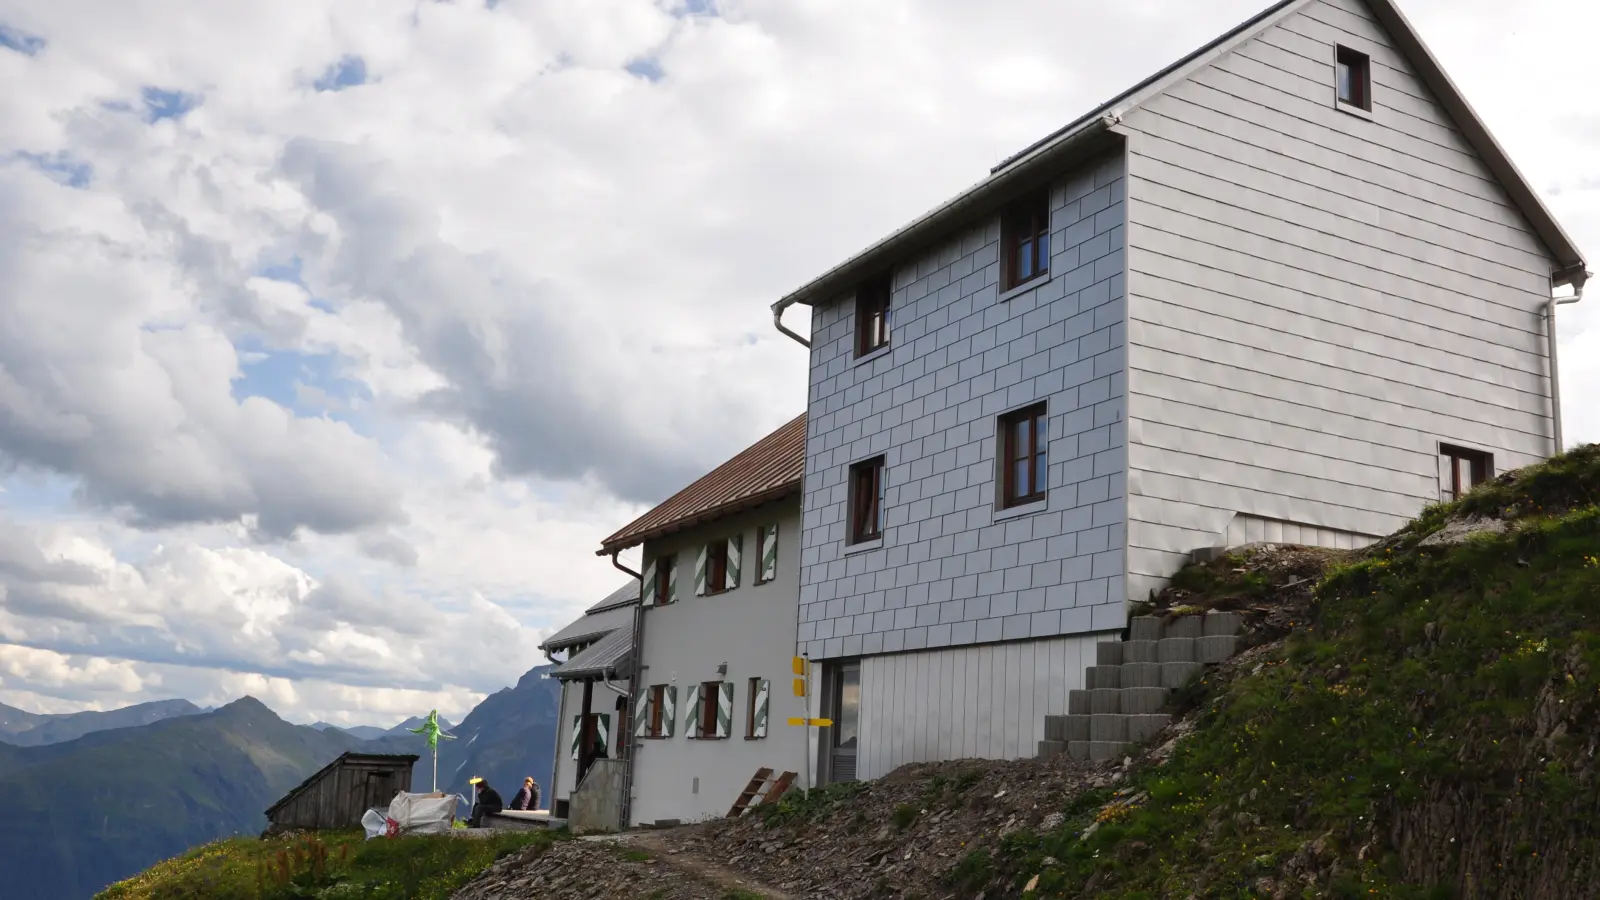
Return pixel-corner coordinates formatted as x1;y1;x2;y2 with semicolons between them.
1068;689;1091;715
1203;611;1244;636
1196;634;1237;664
1119;686;1168;714
1126;713;1171;743
1129;616;1161;642
1121;640;1159;663
1086;665;1121;689
1164;616;1203;639
1037;739;1068;759
1119;662;1162;688
1096;641;1123;666
1044;714;1090;742
1158;637;1196;663
1161;661;1204;688
1090;713;1126;742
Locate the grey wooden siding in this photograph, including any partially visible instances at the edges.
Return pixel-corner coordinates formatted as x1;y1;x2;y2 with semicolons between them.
1120;0;1558;600
798;152;1130;662
853;633;1112;781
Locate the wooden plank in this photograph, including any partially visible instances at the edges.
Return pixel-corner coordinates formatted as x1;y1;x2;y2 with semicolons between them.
725;768;775;818
761;772;798;807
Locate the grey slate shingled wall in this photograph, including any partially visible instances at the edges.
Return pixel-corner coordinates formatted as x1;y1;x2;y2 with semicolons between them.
798;151;1130;662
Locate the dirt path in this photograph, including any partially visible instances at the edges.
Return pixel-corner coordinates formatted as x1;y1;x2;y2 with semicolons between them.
629;829;798;900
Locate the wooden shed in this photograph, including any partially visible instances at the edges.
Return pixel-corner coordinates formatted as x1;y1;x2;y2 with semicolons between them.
265;752;419;833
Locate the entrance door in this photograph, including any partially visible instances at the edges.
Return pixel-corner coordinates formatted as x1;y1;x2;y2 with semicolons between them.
829;662;860;783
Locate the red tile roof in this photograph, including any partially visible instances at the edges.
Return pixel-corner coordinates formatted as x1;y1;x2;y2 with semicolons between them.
597;413;806;555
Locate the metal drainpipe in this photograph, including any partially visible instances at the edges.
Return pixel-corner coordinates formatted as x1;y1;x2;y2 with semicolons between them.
610;550;644;830
1546;271;1589;455
772;300;811;349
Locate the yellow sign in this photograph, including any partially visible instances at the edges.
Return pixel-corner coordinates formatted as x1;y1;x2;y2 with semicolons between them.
792;677;807;697
786;717;833;727
791;656;807;675
786;716;806;726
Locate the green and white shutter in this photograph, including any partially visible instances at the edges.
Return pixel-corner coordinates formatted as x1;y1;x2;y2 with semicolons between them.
633;688;651;738
569;715;582;759
725;534;742;591
666;557;678;604
596;713;610;754
760;524;779;583
663;686;677;737
694;545;709;597
640;560;657;607
752;679;770;738
683;684;701;738
716;682;733;739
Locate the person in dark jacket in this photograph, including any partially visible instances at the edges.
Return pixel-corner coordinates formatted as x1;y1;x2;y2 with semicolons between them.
468;777;504;827
511;776;540;811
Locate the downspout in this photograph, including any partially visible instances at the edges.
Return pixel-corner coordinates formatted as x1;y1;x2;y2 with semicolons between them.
771;300;811;349
1546;269;1589;456
610;549;644;830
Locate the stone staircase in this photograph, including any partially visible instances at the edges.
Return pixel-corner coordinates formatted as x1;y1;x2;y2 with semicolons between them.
1038;611;1244;762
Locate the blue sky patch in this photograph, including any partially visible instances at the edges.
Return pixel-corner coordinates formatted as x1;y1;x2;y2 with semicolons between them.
0;23;45;55
15;151;91;188
314;55;368;92
141;87;201;123
676;0;716;16
625;57;664;82
232;341;371;426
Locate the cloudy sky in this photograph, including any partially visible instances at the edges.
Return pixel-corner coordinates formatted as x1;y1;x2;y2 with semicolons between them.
0;0;1595;727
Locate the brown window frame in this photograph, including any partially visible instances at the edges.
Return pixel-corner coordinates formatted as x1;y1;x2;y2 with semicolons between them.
1335;45;1371;112
744;676;761;739
1439;444;1492;503
856;273;892;358
704;541;729;595
655;555;674;604
698;680;722;738
1001;190;1051;292
999;403;1049;508
848;456;885;545
647;684;665;738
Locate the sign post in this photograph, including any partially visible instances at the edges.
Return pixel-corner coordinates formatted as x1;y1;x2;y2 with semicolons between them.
788;654;831;800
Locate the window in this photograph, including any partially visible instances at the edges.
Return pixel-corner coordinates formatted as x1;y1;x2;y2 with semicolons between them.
744;677;767;739
647;685;665;738
848;456;885;544
1001;190;1051;292
699;680;722;738
856;273;891;358
1439;444;1492;502
656;556;674;604
1000;403;1049;508
704;541;728;595
1335;45;1371;111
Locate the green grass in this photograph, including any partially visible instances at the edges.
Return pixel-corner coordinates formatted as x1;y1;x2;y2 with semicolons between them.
96;828;563;900
996;446;1600;898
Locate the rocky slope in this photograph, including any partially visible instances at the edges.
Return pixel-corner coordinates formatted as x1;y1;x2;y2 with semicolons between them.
454;443;1600;900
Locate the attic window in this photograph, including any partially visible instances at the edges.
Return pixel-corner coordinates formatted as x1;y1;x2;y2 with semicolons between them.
1335;45;1371;112
1001;190;1051;292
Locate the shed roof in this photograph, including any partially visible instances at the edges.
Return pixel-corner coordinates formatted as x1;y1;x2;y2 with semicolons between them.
551;621;635;681
597;413;806;555
539;583;638;652
772;0;1586;315
265;751;420;818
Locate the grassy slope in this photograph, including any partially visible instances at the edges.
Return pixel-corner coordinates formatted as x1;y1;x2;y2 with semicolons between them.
96;828;560;900
985;445;1600;899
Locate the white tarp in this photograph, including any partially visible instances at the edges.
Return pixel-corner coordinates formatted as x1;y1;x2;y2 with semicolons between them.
362;792;458;839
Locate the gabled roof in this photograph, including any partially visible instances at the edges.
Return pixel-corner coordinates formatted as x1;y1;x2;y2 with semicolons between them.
597;413;806;555
539;581;638;652
773;0;1585;314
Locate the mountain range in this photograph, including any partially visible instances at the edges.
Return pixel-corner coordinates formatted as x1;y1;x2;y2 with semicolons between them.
0;699;205;747
0;665;561;900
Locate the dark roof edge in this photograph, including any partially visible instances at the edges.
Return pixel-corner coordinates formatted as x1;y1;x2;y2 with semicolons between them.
770;119;1117;312
596;480;801;556
1365;0;1584;278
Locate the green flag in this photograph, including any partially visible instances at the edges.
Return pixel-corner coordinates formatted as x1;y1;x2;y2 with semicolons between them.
408;710;456;750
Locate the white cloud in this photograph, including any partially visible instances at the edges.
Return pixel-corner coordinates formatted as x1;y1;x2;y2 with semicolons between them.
0;0;1596;726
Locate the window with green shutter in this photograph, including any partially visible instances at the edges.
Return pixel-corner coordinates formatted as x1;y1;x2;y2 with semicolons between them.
756;524;779;584
745;677;769;739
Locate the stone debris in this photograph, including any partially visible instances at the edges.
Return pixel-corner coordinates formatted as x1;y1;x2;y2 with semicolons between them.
1416;515;1509;547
